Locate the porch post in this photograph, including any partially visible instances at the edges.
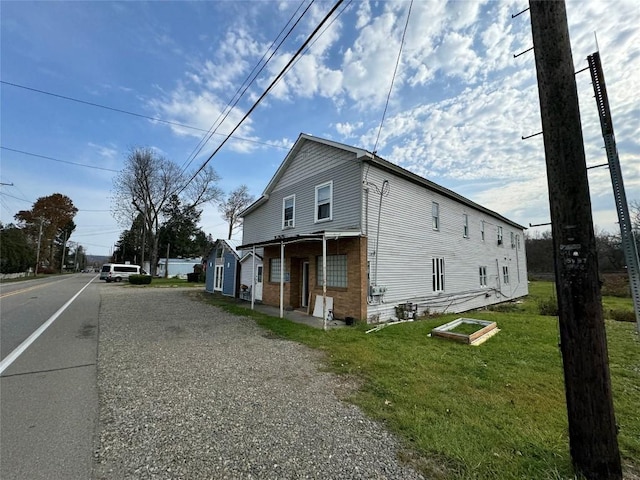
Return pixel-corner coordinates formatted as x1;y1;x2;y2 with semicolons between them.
251;246;256;310
322;234;327;331
280;240;285;318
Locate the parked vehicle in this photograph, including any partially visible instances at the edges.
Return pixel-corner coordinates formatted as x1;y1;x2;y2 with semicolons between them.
99;263;147;283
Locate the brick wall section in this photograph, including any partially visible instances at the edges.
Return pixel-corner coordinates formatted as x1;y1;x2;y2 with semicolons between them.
262;236;368;321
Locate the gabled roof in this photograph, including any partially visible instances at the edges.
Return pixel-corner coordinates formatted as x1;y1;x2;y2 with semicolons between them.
240;133;372;217
240;133;526;230
206;238;242;260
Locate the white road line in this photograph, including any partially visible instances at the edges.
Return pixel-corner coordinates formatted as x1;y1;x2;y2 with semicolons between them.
0;277;96;375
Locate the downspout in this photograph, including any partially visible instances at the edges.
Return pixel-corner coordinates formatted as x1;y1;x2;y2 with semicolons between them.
280;240;285;318
322;233;327;331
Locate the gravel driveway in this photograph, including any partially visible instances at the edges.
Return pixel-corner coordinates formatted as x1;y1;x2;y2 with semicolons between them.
94;287;424;480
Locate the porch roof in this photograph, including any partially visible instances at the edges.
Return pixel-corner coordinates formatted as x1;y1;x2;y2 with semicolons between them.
237;230;362;250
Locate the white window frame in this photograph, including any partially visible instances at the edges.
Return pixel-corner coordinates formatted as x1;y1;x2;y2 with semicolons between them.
510;232;516;248
214;264;224;291
282;194;295;229
516;234;521;250
479;266;487;287
481;220;485;241
463;214;469;238
432;257;445;292
432;202;439;231
503;266;510;284
497;226;503;246
314;181;333;223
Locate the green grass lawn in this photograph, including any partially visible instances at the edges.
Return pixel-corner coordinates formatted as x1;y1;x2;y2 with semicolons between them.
200;282;639;479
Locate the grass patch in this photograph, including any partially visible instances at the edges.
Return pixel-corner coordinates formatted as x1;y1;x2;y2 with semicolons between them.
448;321;485;336
197;284;639;479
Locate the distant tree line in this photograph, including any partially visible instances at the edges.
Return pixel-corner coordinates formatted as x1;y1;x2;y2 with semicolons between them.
527;199;640;278
0;193;82;274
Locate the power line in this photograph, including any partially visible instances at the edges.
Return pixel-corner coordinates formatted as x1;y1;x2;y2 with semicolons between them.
179;0;345;195
0;80;288;151
373;0;413;154
178;0;313;175
1;146;120;172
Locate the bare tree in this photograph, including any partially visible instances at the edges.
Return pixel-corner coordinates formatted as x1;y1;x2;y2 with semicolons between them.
112;147;222;275
218;185;254;240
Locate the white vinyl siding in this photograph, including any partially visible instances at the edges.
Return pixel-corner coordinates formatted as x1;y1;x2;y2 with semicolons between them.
315;181;332;222
282;194;295;229
316;254;347;287
269;258;282;282
432;257;445;292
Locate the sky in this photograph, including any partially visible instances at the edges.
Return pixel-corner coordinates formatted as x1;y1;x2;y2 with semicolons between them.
1;0;638;257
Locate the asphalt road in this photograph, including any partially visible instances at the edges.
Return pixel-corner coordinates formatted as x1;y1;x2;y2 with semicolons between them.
0;273;100;480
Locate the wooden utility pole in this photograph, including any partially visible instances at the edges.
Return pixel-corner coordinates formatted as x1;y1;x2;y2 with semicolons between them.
529;1;621;478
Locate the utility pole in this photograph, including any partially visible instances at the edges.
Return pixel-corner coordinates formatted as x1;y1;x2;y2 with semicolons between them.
60;230;68;273
529;2;621;479
35;217;44;276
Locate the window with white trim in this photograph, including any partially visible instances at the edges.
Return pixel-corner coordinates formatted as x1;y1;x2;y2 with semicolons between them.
502;266;510;284
282;194;295;229
479;266;487;287
432;257;445;292
497;226;503;246
269;258;282;282
510;232;515;248
316;254;347;287
463;214;469;238
432;202;439;230
516;234;521;250
315;181;332;222
481;221;485;241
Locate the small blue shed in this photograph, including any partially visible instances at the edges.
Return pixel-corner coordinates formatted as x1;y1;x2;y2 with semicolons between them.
205;239;241;296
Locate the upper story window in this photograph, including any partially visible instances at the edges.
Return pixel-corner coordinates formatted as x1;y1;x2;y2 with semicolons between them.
463;214;469;238
516;234;521;250
282;194;295;229
432;202;439;231
481;221;485;241
315;181;332;222
497;226;503;246
510;231;516;248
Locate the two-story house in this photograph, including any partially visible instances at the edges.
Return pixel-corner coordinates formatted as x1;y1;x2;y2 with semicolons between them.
239;133;528;323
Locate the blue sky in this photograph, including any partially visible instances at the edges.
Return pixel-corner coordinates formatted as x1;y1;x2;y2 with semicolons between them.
1;0;638;257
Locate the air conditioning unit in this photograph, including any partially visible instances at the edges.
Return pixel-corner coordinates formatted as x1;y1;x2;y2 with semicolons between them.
369;285;387;296
284;219;294;228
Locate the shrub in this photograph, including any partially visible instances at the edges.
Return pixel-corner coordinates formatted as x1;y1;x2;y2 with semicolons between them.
129;274;152;285
537;296;558;316
600;273;630;298
607;309;636;323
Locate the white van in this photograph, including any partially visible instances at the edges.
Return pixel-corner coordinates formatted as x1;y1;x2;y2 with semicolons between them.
99;263;146;282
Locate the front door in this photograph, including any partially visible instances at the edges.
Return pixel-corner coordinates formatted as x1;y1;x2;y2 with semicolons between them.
254;265;263;300
301;261;310;308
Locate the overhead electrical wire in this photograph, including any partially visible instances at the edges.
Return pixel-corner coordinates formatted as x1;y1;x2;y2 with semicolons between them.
177;0;345;196
372;0;413;155
1;146;120;172
178;0;314;175
0;80;287;151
